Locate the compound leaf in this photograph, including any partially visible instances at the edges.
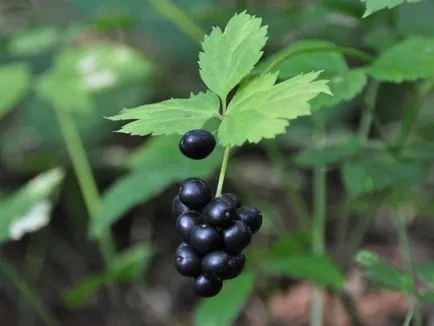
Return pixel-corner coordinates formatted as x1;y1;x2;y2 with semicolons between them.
198;11;268;100
369;37;434;82
110;91;220;136
218;71;331;146
361;0;426;18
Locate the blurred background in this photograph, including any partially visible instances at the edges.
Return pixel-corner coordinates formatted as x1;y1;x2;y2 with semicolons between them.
1;0;434;325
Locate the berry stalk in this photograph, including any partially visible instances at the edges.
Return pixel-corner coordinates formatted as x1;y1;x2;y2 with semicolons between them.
215;145;231;198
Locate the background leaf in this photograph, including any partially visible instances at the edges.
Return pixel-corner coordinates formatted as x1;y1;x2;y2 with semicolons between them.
90;136;222;238
198;11;268;99
0;168;65;243
8;26;60;56
416;260;434;286
361;0;426;18
369;37;434;82
0;63;31;119
356;250;413;291
262;254;345;289
194;273;255;326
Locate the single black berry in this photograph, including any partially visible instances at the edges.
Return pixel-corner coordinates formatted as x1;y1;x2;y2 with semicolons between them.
236;207;263;234
179;129;216;160
221;193;242;210
190;224;221;255
193;274;222;297
222;221;252;254
176;212;201;242
176;242;189;254
201;251;230;278
202;198;235;227
179;178;212;210
222;252;246;280
172;195;190;219
175;244;201;277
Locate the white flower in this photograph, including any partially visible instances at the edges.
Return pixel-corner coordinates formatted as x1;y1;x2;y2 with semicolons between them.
9;201;52;240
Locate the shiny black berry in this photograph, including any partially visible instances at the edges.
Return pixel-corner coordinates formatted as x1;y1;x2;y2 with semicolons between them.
176;212;201;242
201;251;230;278
236;207;263;234
222;221;252;254
175;244;201;277
179;178;212;210
202;198;235;227
190;224;221;255
172;195;190;219
193;274;222;297
222;252;246;280
221;193;242;210
179;129;216;160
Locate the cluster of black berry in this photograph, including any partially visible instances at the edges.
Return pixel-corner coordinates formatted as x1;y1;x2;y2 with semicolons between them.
172;130;263;298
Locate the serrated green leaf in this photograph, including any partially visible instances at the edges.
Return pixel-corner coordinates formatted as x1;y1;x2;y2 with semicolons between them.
356;250;413;291
0;63;31;119
0;168;65;243
198;11;268;99
194;273;255;326
416;261;434;286
369;37;434;82
294;137;363;167
218;71;331;146
361;0;426;18
110;91;220;136
8;26;60;56
256;40;367;110
108;244;153;282
36;42;152;112
342;157;421;198
262;254;344;289
90;136;222;238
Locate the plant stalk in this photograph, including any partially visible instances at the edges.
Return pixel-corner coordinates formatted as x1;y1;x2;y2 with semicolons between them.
216;145;231;197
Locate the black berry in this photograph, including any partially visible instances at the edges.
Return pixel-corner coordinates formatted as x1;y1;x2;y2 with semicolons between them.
201;251;230;278
222;221;252;254
172;195;190;219
193;274;222;297
179;129;216;160
221;193;242;210
236;207;263;234
175;244;201;277
176;212;201;242
202;198;235;227
179;178;212;210
190;224;221;255
222;252;246;280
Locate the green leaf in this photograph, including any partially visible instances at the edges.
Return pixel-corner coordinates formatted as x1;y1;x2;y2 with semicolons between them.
369;37;434;82
356;250;413;291
0;63;31;119
416;261;434;286
269;230;312;256
8;26;60;56
262;254;344;289
218;71;331;146
0;168;65;243
110;91;220;136
342;157;421;198
419;292;434;303
63;274;106;308
36;42;152;112
294;137;363;167
198;11;268;100
256;40;367;110
90;136;222;238
361;0;426;18
108;244;153;282
194;273;255;326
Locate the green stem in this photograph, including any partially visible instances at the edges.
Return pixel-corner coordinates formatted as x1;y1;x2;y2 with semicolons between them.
260;45;374;77
0;259;59;326
310;119;327;326
396;208;421;326
265;141;310;230
403;306;415;326
215;145;231;197
148;0;204;44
